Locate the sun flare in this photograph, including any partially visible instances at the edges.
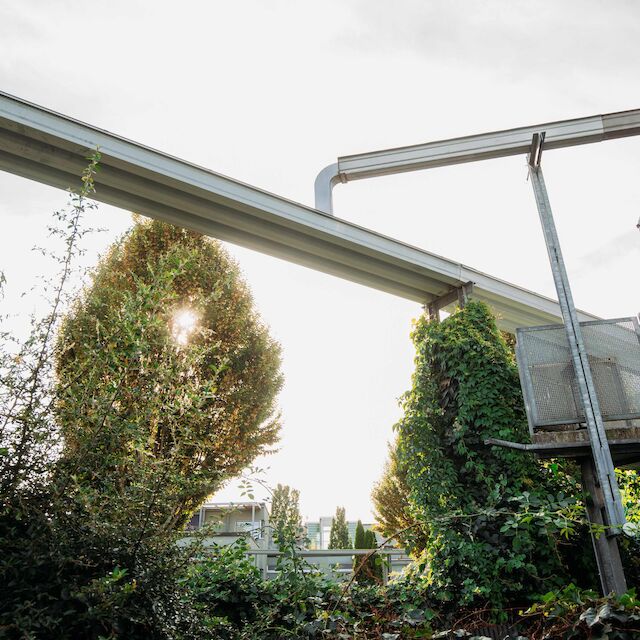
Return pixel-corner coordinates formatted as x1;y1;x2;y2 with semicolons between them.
172;308;198;345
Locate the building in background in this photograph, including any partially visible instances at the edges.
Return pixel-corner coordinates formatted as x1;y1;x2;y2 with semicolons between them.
305;517;384;549
183;502;410;581
185;500;271;549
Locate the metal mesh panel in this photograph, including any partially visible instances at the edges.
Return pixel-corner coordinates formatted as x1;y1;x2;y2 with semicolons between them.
516;318;640;430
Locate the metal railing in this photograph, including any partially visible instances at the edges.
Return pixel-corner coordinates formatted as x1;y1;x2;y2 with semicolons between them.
243;548;411;584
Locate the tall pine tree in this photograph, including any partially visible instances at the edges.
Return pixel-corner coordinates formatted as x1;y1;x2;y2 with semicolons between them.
353;523;381;583
329;506;350;549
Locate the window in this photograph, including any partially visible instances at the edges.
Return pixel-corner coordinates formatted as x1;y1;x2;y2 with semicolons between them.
236;521;261;539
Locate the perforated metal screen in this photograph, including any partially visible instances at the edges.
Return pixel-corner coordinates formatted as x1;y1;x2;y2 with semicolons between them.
516;318;640;431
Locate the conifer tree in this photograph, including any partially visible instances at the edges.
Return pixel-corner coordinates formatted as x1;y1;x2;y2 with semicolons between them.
353;520;366;549
270;483;303;546
365;529;384;581
352;520;367;582
352;522;381;583
364;529;376;548
329;506;350;549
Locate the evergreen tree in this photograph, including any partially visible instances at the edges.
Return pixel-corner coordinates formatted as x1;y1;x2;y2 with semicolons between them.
353;520;368;583
364;529;376;548
329;506;350;549
353;520;366;549
270;483;303;547
365;529;384;581
353;523;381;583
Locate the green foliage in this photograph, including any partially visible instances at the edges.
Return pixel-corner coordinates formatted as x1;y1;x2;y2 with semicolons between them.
0;158;210;639
365;530;385;583
522;584;640;639
270;483;304;547
186;544;437;639
174;543;640;640
4;157;638;639
372;436;427;551
185;538;265;631
329;506;350;549
352;520;368;583
0;501;207;639
364;529;376;548
351;522;382;585
0;159;284;638
396;301;595;609
618;469;640;586
1;152;101;501
55;218;283;530
619;469;640;525
354;520;366;549
186;539;335;638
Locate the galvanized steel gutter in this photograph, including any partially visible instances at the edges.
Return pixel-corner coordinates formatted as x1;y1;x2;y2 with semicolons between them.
0;92;618;332
315;109;640;213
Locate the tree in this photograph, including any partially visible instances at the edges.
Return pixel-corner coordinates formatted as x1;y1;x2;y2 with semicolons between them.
364;530;385;582
270;484;303;546
54;218;283;531
329;506;350;549
365;529;377;549
371;437;427;551
0;161;214;637
396;301;593;609
352;522;382;583
352;520;367;583
0;154;101;502
353;520;366;550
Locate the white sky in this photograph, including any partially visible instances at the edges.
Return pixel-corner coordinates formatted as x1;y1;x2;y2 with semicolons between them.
1;0;639;521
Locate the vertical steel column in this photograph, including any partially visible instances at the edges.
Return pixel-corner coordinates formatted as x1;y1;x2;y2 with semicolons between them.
581;459;627;594
527;135;627;594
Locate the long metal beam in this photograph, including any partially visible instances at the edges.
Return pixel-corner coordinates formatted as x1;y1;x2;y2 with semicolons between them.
315;108;640;212
528;155;626;594
0;91;597;332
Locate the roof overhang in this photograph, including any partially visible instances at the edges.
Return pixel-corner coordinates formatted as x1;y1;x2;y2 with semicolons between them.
0;91;600;332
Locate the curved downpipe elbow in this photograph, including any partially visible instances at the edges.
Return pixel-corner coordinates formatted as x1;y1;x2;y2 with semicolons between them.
314;163;341;214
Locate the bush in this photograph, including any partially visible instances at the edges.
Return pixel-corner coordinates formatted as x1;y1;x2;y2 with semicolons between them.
0;494;206;639
186;543;437;639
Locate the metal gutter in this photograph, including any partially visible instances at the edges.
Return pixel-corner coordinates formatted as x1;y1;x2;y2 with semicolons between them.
0;91;599;332
315;108;640;213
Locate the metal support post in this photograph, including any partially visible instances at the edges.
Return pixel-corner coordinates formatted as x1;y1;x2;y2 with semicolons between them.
580;459;627;594
527;133;627;594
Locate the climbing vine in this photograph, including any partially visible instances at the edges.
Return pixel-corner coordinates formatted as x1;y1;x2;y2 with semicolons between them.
396;301;596;609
